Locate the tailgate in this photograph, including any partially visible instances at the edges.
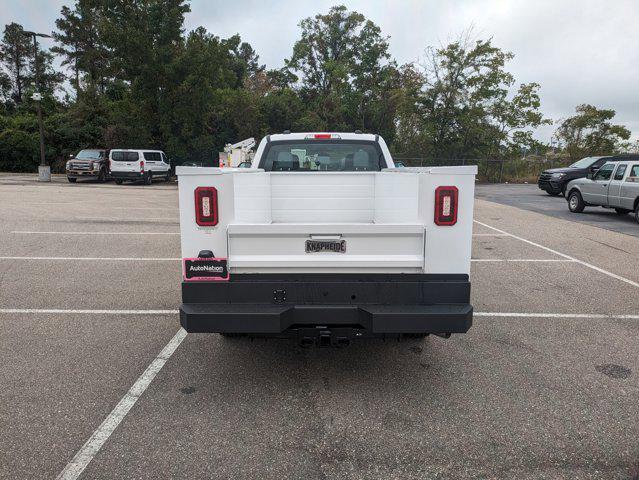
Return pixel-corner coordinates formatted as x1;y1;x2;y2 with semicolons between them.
227;223;425;273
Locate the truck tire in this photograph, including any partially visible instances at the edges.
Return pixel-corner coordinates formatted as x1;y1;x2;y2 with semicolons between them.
115;179;123;185
97;168;106;183
67;177;77;183
635;205;639;225
547;190;561;196
614;208;631;215
568;190;585;213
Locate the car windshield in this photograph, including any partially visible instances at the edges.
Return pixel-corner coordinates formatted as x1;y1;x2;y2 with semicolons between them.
569;157;600;168
260;141;382;171
75;150;102;160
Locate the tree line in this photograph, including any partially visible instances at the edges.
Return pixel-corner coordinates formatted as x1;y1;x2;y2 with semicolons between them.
0;1;634;173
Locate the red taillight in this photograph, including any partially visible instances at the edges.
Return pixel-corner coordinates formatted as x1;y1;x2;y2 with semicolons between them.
314;134;332;139
140;160;144;172
434;186;458;226
194;186;218;226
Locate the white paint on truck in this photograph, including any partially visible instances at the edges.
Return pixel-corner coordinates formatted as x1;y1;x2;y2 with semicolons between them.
177;132;477;342
177;165;476;274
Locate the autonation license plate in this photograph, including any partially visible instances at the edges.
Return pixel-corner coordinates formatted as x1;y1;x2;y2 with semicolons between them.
305;239;346;253
183;257;229;281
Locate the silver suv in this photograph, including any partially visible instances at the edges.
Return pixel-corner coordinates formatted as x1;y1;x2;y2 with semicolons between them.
565;159;639;224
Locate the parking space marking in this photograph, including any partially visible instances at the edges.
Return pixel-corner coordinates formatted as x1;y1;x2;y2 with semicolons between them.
0;256;180;261
474;220;639;289
472;233;509;236
2;308;637;320
471;259;574;262
0;308;639;320
476;312;639;319
0;255;576;263
11;231;180;235
0;308;178;314
55;328;187;480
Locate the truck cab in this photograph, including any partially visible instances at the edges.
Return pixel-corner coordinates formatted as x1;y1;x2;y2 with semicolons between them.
177;133;477;345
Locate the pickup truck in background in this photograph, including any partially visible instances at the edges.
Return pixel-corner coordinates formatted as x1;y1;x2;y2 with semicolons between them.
566;158;639;224
538;156;617;196
177;132;477;346
66;149;109;182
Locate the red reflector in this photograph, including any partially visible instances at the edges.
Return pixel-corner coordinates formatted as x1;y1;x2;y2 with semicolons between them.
434;186;458;226
194;186;218;226
313;134;332;139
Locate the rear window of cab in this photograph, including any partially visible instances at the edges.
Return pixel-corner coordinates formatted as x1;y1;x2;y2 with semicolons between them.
259;141;383;172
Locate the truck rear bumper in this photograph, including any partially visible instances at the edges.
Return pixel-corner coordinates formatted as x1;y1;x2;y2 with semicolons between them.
180;273;472;340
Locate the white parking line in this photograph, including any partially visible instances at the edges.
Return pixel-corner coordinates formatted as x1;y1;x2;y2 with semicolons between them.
11;231;180;235
474;220;639;289
1;308;637;320
472;233;509;237
475;312;639;319
0;256;577;263
55;328;187;480
0;256;180;261
0;308;178;314
471;259;574;262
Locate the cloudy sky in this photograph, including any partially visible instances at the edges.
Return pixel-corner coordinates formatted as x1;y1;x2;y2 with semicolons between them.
3;0;638;141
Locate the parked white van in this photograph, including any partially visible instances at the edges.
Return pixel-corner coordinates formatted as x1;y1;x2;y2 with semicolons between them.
109;149;171;185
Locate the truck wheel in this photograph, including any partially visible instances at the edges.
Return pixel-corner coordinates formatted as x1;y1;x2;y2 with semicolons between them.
635;205;639;225
115;179;123;185
144;172;152;185
568;191;585;213
97;168;106;183
165;172;171;182
67;177;77;183
614;208;630;215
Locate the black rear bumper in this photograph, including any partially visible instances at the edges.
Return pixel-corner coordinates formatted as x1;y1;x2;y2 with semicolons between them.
180;273;472;340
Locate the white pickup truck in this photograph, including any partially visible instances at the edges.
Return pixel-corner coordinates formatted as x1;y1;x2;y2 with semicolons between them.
177;132;477;346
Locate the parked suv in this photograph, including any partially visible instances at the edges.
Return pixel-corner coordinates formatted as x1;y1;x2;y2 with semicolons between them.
565;157;639;224
66;149;109;182
537;156;616;196
109;149;171;185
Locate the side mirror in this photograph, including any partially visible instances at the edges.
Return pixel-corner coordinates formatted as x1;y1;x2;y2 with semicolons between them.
589;165;599;173
586;172;594;180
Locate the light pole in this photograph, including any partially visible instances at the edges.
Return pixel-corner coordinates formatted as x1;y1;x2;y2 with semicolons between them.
23;31;52;182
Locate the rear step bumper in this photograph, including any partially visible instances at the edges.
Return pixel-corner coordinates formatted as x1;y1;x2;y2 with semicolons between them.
180;273;472;339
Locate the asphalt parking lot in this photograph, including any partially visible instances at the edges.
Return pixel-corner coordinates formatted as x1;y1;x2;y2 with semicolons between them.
1;175;638;480
476;183;639;238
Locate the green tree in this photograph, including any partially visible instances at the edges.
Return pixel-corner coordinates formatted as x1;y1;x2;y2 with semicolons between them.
0;22;33;104
52;0;110;96
555;104;631;160
285;5;397;132
394;35;549;161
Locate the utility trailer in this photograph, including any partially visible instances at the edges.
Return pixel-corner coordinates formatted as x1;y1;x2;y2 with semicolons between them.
177;132;477;346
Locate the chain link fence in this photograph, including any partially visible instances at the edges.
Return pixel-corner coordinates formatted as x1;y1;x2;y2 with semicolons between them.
393;156;572;183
